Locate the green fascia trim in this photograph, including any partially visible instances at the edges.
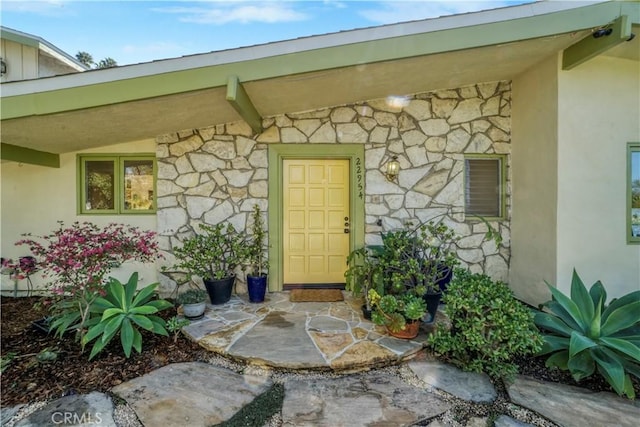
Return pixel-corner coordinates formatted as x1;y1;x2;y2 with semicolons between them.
628;142;640;244
226;75;263;134
1;1;630;121
463;154;508;221
0;29;39;48
563;15;632;70
0;143;60;168
267;144;365;292
76;153;156;215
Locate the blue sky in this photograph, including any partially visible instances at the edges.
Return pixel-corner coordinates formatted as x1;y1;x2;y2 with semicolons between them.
1;1;532;66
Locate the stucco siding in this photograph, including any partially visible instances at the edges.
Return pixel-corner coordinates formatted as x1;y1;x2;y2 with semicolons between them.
0;140;158;295
557;55;640;299
510;53;559;306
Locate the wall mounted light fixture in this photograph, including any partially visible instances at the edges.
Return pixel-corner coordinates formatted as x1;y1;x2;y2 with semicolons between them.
0;58;6;77
385;155;400;182
592;27;613;38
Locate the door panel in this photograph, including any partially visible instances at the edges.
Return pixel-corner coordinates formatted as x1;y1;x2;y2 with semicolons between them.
283;159;350;285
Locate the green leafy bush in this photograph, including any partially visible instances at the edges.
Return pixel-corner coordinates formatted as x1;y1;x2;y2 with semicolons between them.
429;269;543;380
534;269;640;399
171;223;245;280
83;273;172;360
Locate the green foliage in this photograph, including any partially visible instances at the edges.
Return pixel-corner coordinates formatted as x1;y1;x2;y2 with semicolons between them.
245;205;269;277
376;221;459;295
171;223;246;280
219;383;284;427
1;352;17;373
429;269;543;380
369;289;427;333
83;273;172;360
344;246;384;309
166;316;190;343
35;348;58;363
75;51;117;69
176;288;207;305
534;269;640;399
48;298;95;339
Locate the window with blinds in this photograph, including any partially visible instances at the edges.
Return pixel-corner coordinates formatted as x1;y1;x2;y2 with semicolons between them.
464;157;504;218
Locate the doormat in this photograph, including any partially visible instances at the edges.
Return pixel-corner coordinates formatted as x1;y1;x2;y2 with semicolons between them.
290;289;344;302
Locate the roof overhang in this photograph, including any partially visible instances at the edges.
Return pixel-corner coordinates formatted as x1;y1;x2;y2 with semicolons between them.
1;1;638;167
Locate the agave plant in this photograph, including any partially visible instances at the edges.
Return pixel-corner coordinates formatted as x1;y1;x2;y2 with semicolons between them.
534;269;640;398
83;273;172;360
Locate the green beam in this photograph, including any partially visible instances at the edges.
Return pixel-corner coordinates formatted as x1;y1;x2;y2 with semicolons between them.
226;75;262;134
563;15;633;70
0;143;60;168
2;1;630;122
0;29;39;48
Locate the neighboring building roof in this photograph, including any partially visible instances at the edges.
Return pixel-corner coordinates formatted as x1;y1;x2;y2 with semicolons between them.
0;26;88;73
0;0;638;158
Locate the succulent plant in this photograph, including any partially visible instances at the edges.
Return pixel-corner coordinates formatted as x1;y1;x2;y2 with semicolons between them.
534;269;640;399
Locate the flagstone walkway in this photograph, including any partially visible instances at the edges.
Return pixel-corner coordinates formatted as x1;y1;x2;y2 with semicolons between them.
180;291;444;371
5;292;640;426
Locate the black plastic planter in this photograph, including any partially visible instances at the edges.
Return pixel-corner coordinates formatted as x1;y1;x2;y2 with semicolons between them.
435;264;454;294
423;291;442;324
204;276;234;305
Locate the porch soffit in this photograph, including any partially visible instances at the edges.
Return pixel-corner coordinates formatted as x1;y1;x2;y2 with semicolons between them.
0;33;588;155
0;1;637;155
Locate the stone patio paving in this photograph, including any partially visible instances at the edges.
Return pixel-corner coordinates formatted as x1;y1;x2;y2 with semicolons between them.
181;291;444;371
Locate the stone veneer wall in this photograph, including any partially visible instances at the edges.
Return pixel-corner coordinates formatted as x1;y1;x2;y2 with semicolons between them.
156;81;511;292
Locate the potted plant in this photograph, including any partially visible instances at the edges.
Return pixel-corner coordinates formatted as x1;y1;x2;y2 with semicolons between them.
375;221;459;323
176;288;208;319
368;289;426;339
344;245;384;319
171;222;245;305
244;205;269;303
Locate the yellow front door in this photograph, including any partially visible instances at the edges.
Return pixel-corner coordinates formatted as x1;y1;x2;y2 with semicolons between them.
283;159;350;285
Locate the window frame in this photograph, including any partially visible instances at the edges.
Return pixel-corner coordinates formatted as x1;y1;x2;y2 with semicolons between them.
627;142;640;244
77;153;156;215
463;154;507;221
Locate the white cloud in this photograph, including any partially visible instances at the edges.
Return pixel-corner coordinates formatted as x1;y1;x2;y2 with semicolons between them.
0;0;70;16
359;1;533;24
153;1;308;25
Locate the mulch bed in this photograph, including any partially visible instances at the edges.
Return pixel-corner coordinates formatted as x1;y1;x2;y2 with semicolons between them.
1;296;210;406
1;296;637;408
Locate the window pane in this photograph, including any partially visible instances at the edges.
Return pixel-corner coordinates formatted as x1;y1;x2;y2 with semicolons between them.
123;160;154;211
85;160;115;210
465;158;501;217
631;150;640;240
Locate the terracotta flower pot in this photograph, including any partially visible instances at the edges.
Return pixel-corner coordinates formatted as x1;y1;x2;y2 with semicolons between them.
386;319;420;339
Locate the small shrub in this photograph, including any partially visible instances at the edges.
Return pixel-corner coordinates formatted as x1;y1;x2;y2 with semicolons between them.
17;221;159;344
166;316;190;343
176;288;207;305
429;269;543;380
82;273;172;360
534;269;640;399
